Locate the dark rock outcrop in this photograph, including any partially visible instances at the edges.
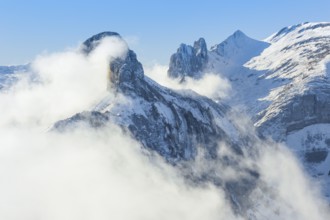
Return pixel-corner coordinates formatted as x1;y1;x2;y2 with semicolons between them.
109;49;144;87
167;38;208;79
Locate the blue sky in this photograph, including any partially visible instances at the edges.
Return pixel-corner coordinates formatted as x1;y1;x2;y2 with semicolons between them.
1;0;330;66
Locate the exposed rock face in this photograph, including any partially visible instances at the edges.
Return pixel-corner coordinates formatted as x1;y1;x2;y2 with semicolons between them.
257;88;330;141
167;38;208;79
108;49;144;87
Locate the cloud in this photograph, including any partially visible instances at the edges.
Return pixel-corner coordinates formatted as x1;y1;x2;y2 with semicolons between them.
144;64;232;100
123;35;140;47
246;140;329;220
0;36;128;128
0;125;240;220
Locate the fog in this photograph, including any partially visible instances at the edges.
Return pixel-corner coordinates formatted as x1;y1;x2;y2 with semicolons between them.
145;64;231;100
0;36;127;128
0;36;329;219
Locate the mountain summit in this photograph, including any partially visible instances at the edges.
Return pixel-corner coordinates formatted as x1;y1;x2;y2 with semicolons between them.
210;30;270;65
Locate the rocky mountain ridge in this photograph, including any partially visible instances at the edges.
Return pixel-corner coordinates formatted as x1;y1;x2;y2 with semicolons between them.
55;32;243;162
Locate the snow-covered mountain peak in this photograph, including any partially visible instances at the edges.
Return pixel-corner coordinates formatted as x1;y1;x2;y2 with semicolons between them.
210;30;270;66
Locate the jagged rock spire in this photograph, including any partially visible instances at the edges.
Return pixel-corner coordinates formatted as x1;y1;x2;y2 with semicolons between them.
108;49;144;88
167;37;208;79
82;32;144;89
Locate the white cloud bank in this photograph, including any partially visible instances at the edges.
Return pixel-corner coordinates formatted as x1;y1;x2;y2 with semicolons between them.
0;126;237;220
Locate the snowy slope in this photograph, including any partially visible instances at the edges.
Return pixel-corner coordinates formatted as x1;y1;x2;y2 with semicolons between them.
233;24;330;195
229;22;330;149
